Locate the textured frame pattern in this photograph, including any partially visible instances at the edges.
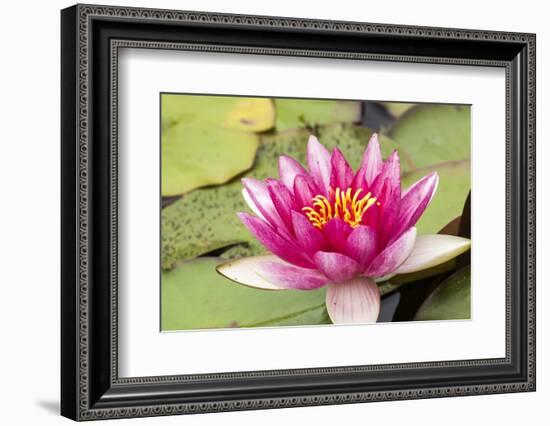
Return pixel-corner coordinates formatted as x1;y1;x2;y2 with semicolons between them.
61;3;536;421
110;41;511;383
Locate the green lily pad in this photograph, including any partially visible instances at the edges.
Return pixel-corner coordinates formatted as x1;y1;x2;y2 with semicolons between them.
388;104;470;169
275;98;361;131
162;179;252;270
250;304;331;327
162;124;260;196
162;94;275;132
162;125;402;268
414;266;471;321
162;129;311;269
387;104;471;234
161;94;276;196
402;162;470;235
161;257;328;330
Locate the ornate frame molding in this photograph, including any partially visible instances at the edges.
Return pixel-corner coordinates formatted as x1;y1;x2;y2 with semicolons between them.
61;4;536;421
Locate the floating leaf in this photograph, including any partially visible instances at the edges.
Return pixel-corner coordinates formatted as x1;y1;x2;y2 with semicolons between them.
222;98;277;131
161;257;328;330
250;304;331;327
388;104;470;235
388;104;470;169
162;124;259;196
161;95;276;195
161;257;433;330
275;98;361;131
162;129;311;269
162;180;251;270
162;94;275;132
414;266;471;321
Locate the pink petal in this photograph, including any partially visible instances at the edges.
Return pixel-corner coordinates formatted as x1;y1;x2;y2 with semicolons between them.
322;218;352;253
238;212;313;268
307;135;331;194
326;277;380;324
293;174;317;208
291;211;327;255
329;147;354;190
344;225;378;270
241;178;287;231
256;261;329;290
370;150;401;200
392;172;439;239
376;178;401;247
278;155;307;190
360;133;383;186
351;166;368;194
266;178;296;229
364;227;417;277
313;251;361;282
362;195;381;230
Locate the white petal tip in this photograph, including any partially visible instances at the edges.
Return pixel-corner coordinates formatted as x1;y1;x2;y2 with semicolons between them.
394;234;471;275
308;134;320;144
216;256;287;290
241;188;267;221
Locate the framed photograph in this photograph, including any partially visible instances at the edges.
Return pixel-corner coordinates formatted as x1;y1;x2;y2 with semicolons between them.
61;3;536;421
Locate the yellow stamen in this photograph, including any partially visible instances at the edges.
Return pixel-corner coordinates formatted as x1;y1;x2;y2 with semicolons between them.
301;187;379;229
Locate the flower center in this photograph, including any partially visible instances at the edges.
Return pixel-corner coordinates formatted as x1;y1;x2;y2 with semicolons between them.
302;187;378;229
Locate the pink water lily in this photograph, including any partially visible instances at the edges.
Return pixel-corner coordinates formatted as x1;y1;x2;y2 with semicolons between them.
217;134;470;324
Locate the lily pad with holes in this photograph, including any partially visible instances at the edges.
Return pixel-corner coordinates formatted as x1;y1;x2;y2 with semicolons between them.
316;124;410;172
162;129;311;269
275;98;361;131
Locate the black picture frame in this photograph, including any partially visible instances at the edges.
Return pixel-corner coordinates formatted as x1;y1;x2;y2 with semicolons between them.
61;3;536;421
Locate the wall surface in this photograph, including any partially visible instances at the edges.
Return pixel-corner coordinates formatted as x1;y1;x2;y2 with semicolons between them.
0;0;546;424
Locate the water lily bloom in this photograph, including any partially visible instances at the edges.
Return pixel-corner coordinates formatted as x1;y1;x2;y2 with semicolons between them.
217;134;471;324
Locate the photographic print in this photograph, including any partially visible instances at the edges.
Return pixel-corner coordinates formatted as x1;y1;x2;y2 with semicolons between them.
160;94;472;331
